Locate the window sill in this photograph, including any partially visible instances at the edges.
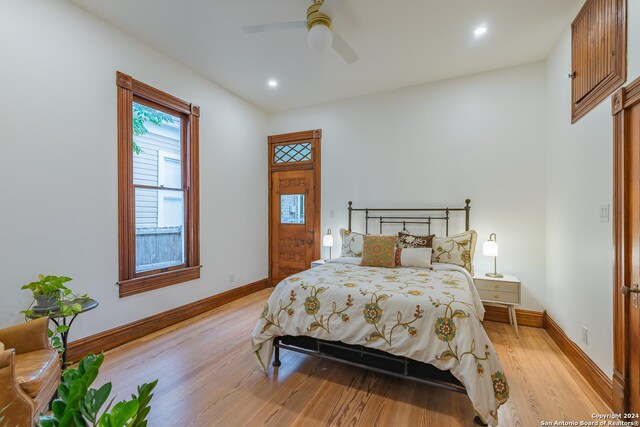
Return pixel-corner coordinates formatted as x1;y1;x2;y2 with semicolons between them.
118;265;201;298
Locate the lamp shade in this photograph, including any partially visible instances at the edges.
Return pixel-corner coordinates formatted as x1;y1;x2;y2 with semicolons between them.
308;23;333;53
483;240;498;257
323;233;333;247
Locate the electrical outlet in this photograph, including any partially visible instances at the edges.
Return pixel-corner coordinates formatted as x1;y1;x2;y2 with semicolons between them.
600;205;610;222
229;273;235;283
582;326;588;345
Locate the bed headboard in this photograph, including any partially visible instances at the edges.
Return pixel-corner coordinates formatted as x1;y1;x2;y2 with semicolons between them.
347;199;471;236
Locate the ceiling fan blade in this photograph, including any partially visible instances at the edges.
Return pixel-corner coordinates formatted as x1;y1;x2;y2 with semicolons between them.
332;31;359;64
241;21;307;34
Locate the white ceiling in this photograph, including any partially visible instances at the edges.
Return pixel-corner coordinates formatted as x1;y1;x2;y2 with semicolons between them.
68;0;580;112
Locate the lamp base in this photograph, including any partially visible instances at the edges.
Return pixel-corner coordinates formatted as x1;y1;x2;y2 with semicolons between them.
485;272;504;278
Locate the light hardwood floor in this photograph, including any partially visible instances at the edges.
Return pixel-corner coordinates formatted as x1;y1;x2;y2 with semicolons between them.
97;289;609;426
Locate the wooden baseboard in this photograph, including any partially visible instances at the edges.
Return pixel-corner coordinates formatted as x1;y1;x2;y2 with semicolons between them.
483;305;545;328
67;278;269;362
543;313;613;408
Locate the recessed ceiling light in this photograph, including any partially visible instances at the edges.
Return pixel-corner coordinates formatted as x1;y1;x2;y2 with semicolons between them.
474;26;488;38
268;79;278;88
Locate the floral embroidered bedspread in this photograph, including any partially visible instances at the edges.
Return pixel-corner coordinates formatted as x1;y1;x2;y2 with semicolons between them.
250;260;509;426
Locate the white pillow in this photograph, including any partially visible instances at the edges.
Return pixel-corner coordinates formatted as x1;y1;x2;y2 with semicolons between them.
431;230;477;274
0;341;4;352
395;247;433;268
340;228;364;257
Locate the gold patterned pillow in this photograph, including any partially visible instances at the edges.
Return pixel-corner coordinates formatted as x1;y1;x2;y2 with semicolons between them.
431;230;477;273
361;235;396;268
340;228;364;257
397;230;435;248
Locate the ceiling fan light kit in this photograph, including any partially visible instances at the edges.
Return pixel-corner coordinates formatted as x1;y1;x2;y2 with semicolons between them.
307;0;333;53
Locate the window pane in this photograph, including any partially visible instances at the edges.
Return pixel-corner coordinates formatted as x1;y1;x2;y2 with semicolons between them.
281;194;305;224
132;102;182;187
274;143;312;163
135;188;185;273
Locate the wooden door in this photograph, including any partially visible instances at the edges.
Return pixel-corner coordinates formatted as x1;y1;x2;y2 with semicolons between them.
268;130;321;285
271;169;316;283
613;78;640;412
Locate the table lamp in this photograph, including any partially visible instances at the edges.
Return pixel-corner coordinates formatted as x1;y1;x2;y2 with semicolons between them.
323;229;333;261
483;233;503;278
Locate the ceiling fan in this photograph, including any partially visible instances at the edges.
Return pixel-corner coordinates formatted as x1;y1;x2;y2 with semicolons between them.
241;0;359;65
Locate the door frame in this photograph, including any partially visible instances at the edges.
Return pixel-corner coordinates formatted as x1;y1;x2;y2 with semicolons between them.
268;129;322;285
612;75;640;412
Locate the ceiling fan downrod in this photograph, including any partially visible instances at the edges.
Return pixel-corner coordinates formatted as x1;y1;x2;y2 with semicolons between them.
307;0;332;31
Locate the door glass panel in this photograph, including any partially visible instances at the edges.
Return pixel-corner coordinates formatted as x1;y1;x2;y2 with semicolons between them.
281;194;305;224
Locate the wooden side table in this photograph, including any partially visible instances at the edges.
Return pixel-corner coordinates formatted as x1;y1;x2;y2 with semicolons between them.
473;274;521;337
28;298;98;366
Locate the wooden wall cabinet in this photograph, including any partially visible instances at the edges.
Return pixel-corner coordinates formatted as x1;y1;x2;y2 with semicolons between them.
571;0;626;123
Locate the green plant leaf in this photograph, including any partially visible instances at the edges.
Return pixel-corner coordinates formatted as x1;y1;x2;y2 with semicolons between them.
58;383;70;402
100;400;139;427
128;380;157;427
84;382;112;419
52;400;66;419
73;411;88;427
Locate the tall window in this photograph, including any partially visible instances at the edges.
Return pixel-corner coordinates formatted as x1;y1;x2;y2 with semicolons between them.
117;72;200;297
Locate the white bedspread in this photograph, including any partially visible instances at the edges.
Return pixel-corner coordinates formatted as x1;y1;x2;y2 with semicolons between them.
251;259;509;425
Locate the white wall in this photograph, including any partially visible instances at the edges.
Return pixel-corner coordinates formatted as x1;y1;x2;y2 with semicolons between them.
0;0;268;341
1;0;632;379
269;62;548;311
544;1;640;377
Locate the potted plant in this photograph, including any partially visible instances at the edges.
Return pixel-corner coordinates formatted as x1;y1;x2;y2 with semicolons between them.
21;275;77;310
38;353;158;427
21;275;90;352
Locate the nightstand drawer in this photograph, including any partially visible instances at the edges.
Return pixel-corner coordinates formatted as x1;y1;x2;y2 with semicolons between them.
477;289;520;304
474;279;519;294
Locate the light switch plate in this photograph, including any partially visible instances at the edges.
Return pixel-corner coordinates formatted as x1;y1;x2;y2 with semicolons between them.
600;205;610;222
582;326;588;345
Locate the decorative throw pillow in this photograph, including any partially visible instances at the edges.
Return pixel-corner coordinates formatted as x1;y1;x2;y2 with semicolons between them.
431;230;477;274
340;228;364;257
395;247;433;268
361;235;396;268
397;230;435;248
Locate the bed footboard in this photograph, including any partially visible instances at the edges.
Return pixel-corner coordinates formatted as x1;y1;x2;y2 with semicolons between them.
273;335;465;394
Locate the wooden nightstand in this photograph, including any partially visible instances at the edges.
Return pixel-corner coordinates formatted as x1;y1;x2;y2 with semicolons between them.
473;273;521;337
311;259;326;268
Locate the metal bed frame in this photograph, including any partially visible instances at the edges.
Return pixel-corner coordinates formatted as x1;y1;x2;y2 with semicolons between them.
272;200;482;419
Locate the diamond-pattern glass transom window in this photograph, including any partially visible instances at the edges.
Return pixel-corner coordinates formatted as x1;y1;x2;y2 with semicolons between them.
274;143;312;163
